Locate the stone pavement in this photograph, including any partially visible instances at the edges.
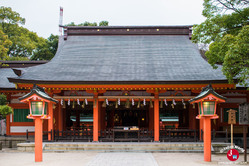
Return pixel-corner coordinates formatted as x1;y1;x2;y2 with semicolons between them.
0;149;248;166
86;153;158;166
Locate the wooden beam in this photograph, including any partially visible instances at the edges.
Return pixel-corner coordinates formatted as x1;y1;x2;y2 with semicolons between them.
53;96;93;99
159;96;195;99
98;96;154;99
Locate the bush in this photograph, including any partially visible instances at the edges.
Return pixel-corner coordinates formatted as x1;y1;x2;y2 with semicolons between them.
0;105;12;118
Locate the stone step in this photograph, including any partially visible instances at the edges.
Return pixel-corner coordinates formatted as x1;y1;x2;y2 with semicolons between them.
17;142;231;153
43;143;204;153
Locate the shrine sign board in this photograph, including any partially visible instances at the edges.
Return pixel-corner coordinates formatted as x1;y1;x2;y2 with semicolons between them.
239;103;249;125
227;109;237;125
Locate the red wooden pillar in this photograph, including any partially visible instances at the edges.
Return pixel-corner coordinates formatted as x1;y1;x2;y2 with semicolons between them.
154;92;159;142
6;114;10;135
58;102;63;135
203;117;211;162
34;117;43;162
93;93;99;142
48;102;53;141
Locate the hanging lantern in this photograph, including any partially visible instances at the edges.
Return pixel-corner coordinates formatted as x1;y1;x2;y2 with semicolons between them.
137;99;141;108
160;99;163;109
150;99;153;108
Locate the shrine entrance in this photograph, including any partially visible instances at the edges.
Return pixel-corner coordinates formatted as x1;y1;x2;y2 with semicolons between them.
106;105;149;129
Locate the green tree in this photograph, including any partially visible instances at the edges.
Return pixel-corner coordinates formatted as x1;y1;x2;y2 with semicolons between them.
0;29;12;60
0;6;43;59
192;0;249;86
31;34;59;60
99;21;109;26
65;21;109;26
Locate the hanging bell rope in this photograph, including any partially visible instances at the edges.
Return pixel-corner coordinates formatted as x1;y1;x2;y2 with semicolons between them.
82;100;85;108
150;99;153;108
160;99;163;109
137;99;141;108
102;98;107;107
62;99;66;109
72;100;75;109
182;99;186;109
125;99;130;108
115;99;118;108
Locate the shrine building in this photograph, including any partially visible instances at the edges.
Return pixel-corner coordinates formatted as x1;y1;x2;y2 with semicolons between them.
0;26;248;143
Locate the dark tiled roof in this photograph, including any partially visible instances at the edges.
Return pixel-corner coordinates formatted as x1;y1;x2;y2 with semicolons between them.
8;34;228;84
0;68;16;89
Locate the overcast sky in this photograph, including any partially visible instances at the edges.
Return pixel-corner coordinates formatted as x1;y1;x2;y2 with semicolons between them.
1;0;205;38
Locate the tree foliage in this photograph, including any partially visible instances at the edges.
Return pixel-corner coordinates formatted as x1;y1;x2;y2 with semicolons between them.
192;0;249;86
31;34;59;60
0;6;58;61
65;21;109;26
0;29;12;60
